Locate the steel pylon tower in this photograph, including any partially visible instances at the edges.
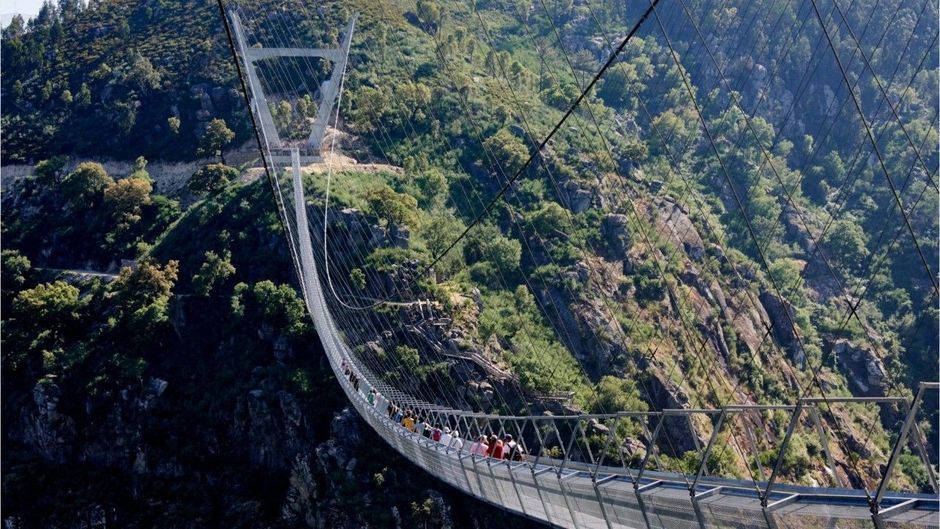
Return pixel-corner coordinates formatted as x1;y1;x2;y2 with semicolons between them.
229;8;356;164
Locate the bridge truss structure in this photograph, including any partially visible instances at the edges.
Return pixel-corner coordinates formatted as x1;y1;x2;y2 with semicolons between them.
220;1;940;527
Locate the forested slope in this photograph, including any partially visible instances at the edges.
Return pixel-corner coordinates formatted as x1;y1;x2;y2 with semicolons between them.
1;0;937;526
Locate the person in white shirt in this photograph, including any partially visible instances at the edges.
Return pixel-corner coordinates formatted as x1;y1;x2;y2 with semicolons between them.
449;430;464;452
439;426;453;448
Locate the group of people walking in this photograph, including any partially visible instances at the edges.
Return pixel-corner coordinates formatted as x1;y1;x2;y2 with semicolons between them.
387;405;526;461
342;360;525;461
468;433;525;460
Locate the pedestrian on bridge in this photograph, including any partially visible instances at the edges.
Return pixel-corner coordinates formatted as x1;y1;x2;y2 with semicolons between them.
439;427;453;448
402;410;416;432
488;435;504;459
449;430;464;452
469;435;489;456
504;434;524;461
415;417;427;437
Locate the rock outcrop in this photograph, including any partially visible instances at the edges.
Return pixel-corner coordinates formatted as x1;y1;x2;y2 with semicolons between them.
831;339;887;396
653;198;705;262
602;213;632;257
759;289;805;367
19;379;75;463
642;375;702;456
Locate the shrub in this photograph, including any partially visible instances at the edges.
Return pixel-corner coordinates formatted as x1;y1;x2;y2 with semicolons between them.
364;184;419;227
62;162;113;203
190;164;238;195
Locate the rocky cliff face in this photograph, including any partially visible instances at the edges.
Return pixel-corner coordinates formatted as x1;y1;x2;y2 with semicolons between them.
2;296;540;529
526;184;897;477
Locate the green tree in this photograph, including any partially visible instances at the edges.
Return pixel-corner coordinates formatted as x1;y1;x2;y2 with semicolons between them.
33;155;68;185
273;100;293;132
232;280;310;337
397;82;432;122
296;94;316;118
421;209;465;277
75;82;91;107
768;259;805;304
589;374;649;441
167;116;181;134
125;51;162;92
464;224;521;272
104;177;152;222
414;168;447;208
129;156;151;181
199;118;235;159
598;63;639;108
62;162;113;204
349;268;366;290
824;219;868;274
591;375;647;414
41;80;53;102
352;86;390;132
415;0;442;32
423;209;464;258
485;49;498;75
365;184;419;227
678;435;738;477
527;201;571;237
649;109;697;157
509;60;526;85
483;128;529;175
2;250;31;294
103;176;154;252
110;260;179;341
10;280;86;373
13;281;82;332
189;164;238;195
192;250;236;296
395;345;421;370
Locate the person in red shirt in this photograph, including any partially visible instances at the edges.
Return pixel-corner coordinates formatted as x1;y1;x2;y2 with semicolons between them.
485;435;498;456
490;437;505;459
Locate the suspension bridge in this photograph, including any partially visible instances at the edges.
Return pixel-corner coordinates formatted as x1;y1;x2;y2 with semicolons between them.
218;0;940;527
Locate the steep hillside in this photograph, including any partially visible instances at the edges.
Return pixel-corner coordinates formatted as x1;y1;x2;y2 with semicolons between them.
2;0;937;524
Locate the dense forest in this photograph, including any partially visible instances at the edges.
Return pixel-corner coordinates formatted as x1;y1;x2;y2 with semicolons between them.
2;0;937;527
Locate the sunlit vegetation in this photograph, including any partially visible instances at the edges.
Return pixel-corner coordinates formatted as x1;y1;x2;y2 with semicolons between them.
1;0;936;517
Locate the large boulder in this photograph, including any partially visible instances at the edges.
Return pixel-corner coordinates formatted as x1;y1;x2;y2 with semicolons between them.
281;454;320;528
532;280;627;380
562;181;593;213
832;339;887;396
602;213;631;256
655;199;705;262
641;374;702;456
20;379;75;463
759;289;804;367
